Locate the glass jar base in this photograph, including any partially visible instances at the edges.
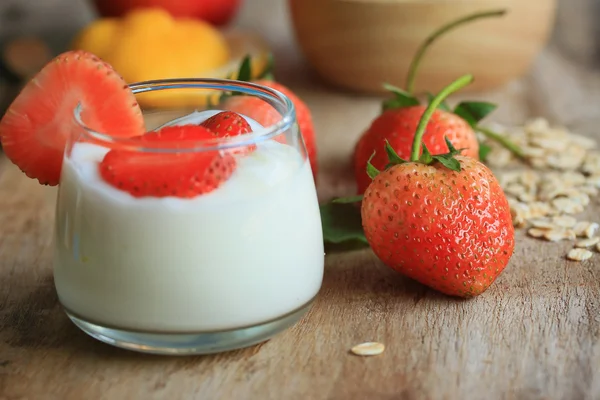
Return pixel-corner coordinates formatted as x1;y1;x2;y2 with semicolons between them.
64;300;314;355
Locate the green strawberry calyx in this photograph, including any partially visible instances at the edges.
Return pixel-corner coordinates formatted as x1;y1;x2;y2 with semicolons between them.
369;74;475;180
368;137;463;179
380;84;525;163
409;74;473;164
380;85;524;162
382;83;525;160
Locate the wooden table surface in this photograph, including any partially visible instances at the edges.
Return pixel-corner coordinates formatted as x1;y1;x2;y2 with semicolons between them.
3;1;600;400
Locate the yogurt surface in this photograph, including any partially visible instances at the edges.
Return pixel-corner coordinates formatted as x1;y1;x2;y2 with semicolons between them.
53;114;324;332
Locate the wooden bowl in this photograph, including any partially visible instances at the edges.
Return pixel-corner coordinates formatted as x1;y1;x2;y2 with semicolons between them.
289;0;557;94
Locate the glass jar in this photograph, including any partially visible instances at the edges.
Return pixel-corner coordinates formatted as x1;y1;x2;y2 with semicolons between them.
53;79;324;355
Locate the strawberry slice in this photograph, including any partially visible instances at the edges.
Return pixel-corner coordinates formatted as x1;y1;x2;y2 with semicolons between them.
99;125;236;198
200;111;256;154
0;50;144;186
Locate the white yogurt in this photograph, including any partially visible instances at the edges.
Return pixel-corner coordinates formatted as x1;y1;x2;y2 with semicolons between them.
53;117;324;332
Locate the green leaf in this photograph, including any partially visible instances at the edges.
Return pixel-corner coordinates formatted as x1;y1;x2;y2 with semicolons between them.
332;195;364;204
444;136;461;156
382;83;420;111
237;55;253;82
257;53;275;81
320;202;368;245
423;137;463;171
222;55;255;100
420;143;433;164
453;101;497;128
384;140;406;165
366;152;380;179
426;92;451;111
478;142;492;161
432;155;462;171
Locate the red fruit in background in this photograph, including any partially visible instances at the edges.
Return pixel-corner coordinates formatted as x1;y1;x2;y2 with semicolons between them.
361;156;514;298
353;105;479;194
225;80;318;179
0;50;144;186
91;0;242;26
223;95;279;127
99;125;236;198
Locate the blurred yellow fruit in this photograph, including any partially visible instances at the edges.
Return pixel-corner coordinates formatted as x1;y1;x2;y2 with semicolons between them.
71;8;232;109
72;18;119;59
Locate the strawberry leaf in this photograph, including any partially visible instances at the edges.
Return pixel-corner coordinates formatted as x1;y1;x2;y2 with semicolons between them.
424;137;463;172
432;154;461;171
332;195;364;204
221;54;258;101
420;143;433;164
257;53;275;81
236;55;252;82
384;140;406;165
382;83;420;111
453;101;497;128
320;202;368;245
445;136;461;155
366;152;380;179
426;92;451;112
478;142;492;161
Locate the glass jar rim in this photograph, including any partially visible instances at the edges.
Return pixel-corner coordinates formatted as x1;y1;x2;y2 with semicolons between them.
73;78;297;153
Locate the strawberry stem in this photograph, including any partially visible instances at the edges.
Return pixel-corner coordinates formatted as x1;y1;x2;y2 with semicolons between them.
405;9;507;95
476;125;525;160
410;74;474;162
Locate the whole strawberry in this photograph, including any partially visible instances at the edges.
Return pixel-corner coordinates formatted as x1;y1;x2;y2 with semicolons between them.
361;75;515;297
223;57;318;180
354;104;479;194
353;9;524;194
260;80;316;177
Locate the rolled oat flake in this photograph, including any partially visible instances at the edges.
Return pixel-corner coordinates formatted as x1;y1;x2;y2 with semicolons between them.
351;342;385;356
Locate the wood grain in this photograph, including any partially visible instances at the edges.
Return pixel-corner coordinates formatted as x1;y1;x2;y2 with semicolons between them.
2;153;600;400
3;0;600;399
